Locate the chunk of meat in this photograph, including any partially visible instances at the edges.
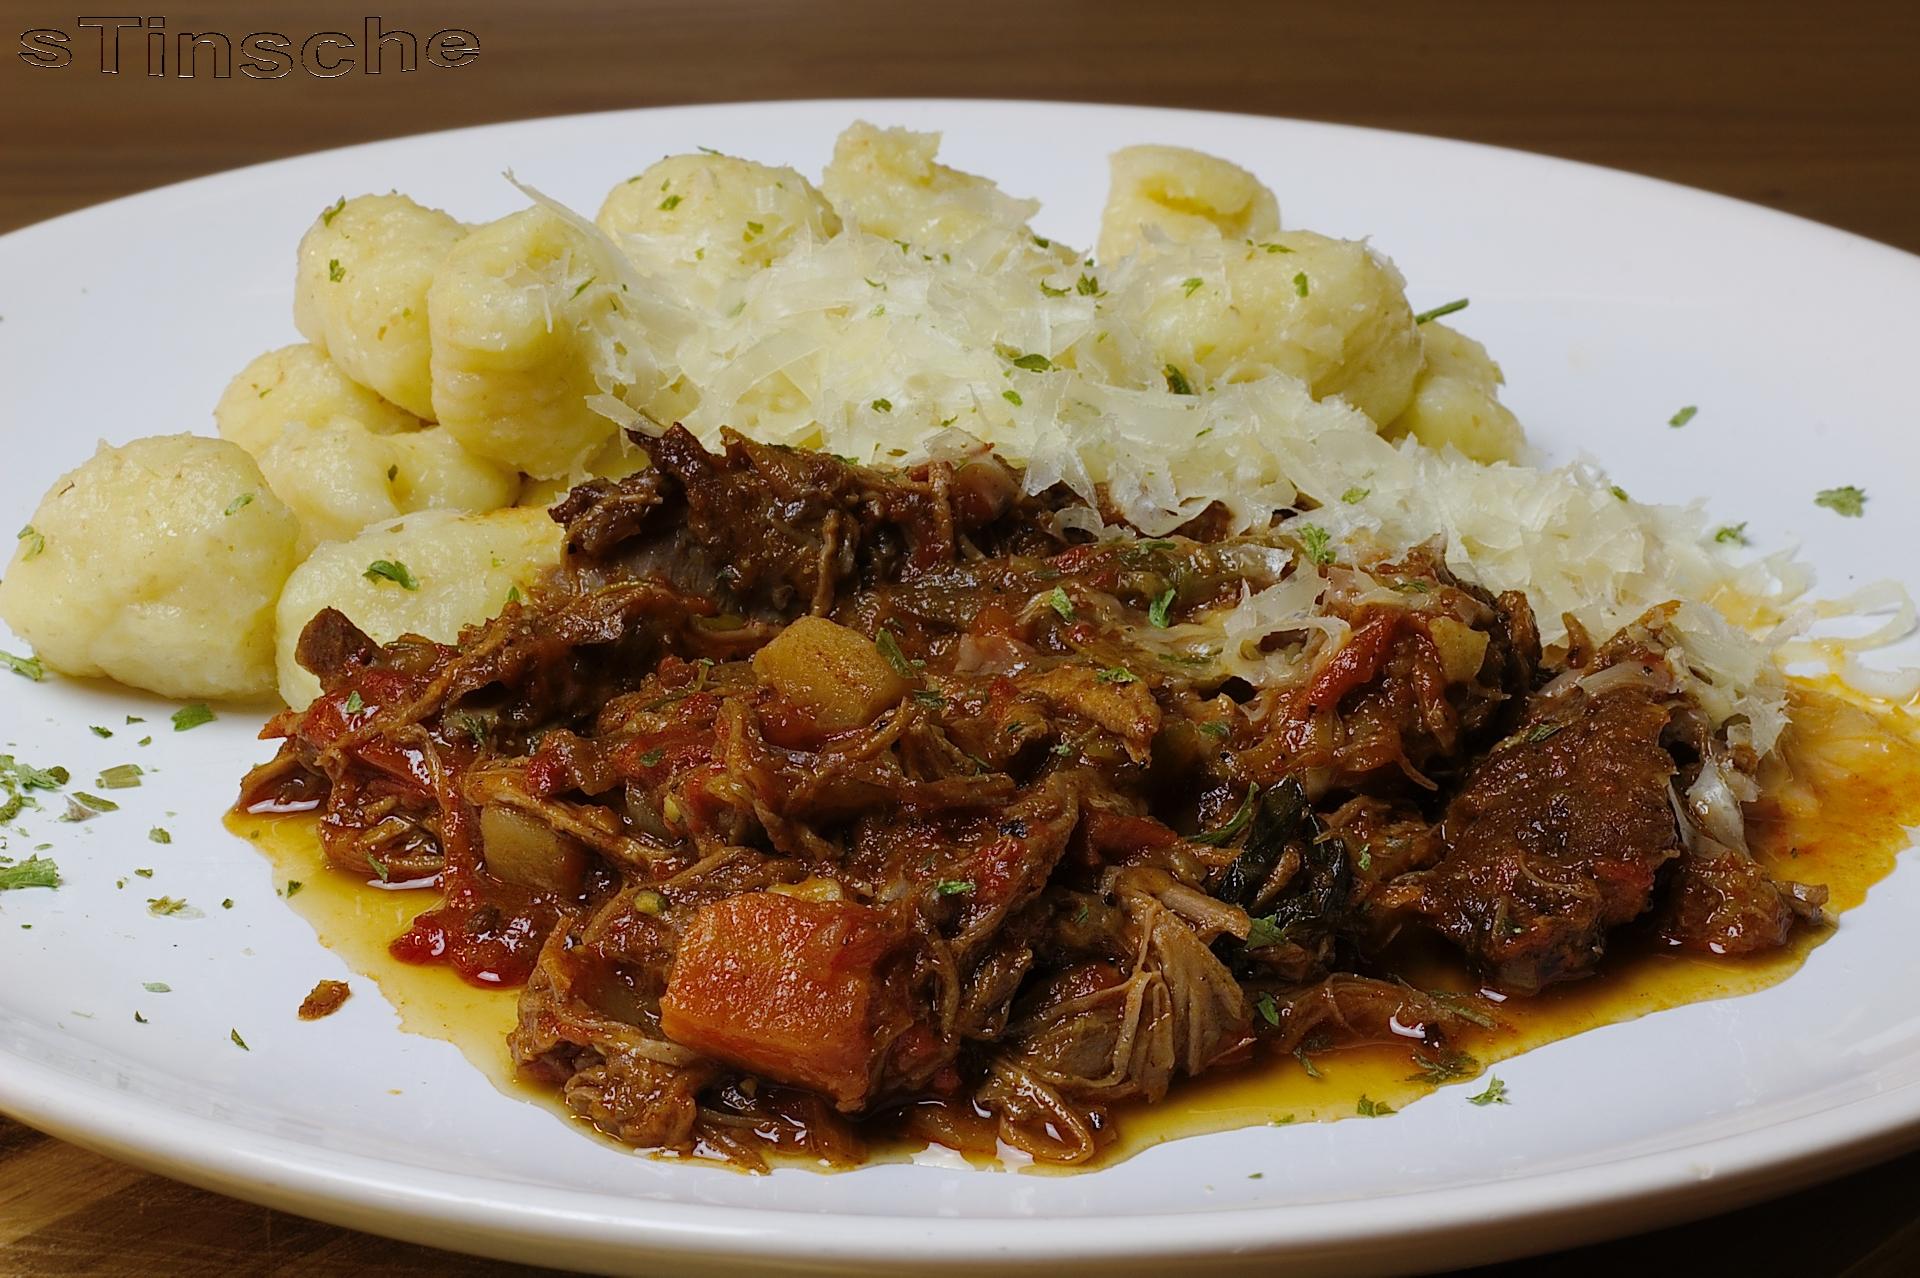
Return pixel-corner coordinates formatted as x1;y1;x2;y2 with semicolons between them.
1656;841;1827;954
1387;682;1683;993
297;978;351;1020
660;893;915;1109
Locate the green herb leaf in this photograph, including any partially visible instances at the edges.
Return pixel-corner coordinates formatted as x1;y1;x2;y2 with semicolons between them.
327;258;345;283
870;397;892;413
89;725;112;738
1148;587;1176;629
171;703;215;732
1412;297;1469;325
637;747;665;767
1340;486;1370;504
1467;1076;1510;1106
143;981;170;993
320;195;347;226
1713;522;1750;546
70;791;118;813
1076;273;1100;295
1297;524;1335;567
1408;1050;1480;1083
344;690;364;715
1356;1095;1395;1117
224;492;255;517
1164;365;1195;396
97;763;143;790
363;559;420;590
570;276;596;300
0;856;59;891
285;880;303;897
1254;992;1280;1027
1815;485;1867;517
1046;586;1075;621
1;649;44;681
366;853;390;883
1190;786;1258;847
935;879;975;896
230;1028;250;1051
1292;271;1310;297
910;689;947;708
1094;666;1137;685
1198;720;1230;739
147;896;188;916
1522;720;1566;745
1668;404;1698;428
875;629;917;679
1246;915;1292;949
1609;485;1630;502
1002;389;1023;407
148;827;171;844
658;193;682;211
1039;280;1069;297
1182;276;1204;297
16;524;45;559
1011;352;1052;372
1293;1045;1322;1079
743;220;764;238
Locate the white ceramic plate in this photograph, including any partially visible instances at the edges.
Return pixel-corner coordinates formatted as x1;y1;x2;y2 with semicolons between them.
3;100;1919;1278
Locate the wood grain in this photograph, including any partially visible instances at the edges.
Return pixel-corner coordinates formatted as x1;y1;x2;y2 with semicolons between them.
4;0;1919;1272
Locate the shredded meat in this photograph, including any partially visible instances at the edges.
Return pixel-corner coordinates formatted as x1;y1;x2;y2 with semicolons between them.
297;979;351;1020
236;429;1817;1167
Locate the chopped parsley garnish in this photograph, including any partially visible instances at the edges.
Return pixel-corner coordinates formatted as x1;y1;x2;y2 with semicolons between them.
1011;352;1052;372
1296;524;1335;567
658;193;682;211
934;879;975;896
171;703;215;732
224;492;255;517
89;725;112;738
1245;915;1291;948
16;524;44;559
1412;298;1469;325
1609;485;1630;502
221;897;234;909
1814;485;1867;517
143;981;170;993
636;748;665;767
69;791;118;813
148;827;171;844
1198;720;1230;739
1181;276;1204;297
1714;522;1749;546
147;896;188;916
1164;364;1195;396
1148;587;1176;629
285;880;303;897
1254;992;1280;1027
1002;389;1023;407
97;763;143;789
133;1012;147;1024
1030;234;1051;248
1190;786;1257;846
1291;271;1310;297
1094;666;1138;685
570;276;595;299
320;196;347;226
362;559;420;590
344;690;365;715
1076;273;1100;295
0;856;60;891
1668;404;1698;428
1355;1095;1395;1117
1039;280;1069;297
133;867;153;878
327;258;345;283
366;853;391;883
2;649;44;681
1522;721;1566;744
1046;586;1075;621
875;629;917;679
910;689;946;708
1293;1045;1322;1079
1341;486;1370;504
743;220;764;239
1467;1076;1509;1106
870;398;892;413
1408;1050;1480;1084
230;1028;250;1051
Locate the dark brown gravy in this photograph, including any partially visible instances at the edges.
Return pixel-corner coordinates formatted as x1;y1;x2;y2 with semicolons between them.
227;678;1920;1172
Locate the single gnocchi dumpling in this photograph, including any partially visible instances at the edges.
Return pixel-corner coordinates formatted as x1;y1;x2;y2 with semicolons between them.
0;434;299;700
1096;145;1280;262
1097;229;1424;426
215;343;419;459
429;206;640;479
598;153;840;295
821;122;1042;251
1386;322;1526;463
259;421;519;549
274;507;564;708
294;194;467;419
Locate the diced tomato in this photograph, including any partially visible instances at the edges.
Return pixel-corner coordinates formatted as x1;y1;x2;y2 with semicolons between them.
660;894;907;1109
1304;613;1401;712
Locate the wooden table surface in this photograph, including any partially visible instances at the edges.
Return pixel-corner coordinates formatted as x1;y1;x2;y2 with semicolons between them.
5;1;1919;1273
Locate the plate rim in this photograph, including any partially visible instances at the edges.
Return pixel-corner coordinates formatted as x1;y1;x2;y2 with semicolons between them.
5;96;1920;1273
